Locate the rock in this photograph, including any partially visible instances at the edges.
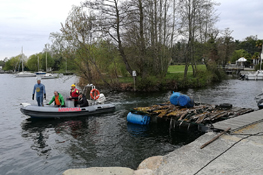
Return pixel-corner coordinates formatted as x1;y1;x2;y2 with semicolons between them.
137;156;164;171
63;167;134;175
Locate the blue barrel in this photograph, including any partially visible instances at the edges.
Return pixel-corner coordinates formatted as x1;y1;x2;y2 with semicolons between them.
127;112;150;125
178;95;194;108
170;92;181;105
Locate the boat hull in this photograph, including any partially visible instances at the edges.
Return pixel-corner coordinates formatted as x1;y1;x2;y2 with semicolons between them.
41;73;59;79
16;72;36;77
20;103;115;118
245;70;263;80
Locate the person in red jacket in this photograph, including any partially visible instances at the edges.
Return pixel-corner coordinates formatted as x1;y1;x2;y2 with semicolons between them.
69;84;79;107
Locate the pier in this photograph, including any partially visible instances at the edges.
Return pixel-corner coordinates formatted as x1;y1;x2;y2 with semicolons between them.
222;64;244;74
212;109;263;131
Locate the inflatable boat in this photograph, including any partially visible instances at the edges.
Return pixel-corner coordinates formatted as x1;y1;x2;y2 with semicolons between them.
20;102;115;119
20;84;115;118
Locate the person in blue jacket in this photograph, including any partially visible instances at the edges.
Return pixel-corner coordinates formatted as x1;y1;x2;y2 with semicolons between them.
32;77;46;106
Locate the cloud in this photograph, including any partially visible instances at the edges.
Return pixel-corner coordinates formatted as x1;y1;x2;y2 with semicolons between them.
1;0;263;60
0;0;82;60
216;0;263;40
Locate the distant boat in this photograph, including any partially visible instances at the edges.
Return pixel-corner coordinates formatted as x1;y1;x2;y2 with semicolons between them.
15;47;36;77
16;71;36;77
41;73;60;79
245;45;263;80
245;70;263;80
35;71;46;75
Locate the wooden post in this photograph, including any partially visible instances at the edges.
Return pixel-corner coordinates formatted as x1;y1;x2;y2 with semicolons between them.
132;71;136;91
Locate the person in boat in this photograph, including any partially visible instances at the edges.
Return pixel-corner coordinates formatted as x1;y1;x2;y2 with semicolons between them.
32;77;46;106
47;91;65;107
77;92;89;107
69;84;79;107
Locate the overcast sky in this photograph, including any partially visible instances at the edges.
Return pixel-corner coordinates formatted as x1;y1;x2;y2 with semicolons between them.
1;0;263;60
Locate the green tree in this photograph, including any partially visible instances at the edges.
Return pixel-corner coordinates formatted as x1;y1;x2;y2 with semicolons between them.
236;35;260;56
230;49;251;63
3;56;20;71
27;54;40;71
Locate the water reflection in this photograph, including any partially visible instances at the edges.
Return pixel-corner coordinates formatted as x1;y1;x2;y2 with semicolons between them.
20;117;101;157
20;113;197;169
127;123;150;137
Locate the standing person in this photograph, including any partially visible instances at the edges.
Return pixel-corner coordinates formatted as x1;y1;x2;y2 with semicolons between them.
47;91;65;107
32;77;46;106
70;84;79;107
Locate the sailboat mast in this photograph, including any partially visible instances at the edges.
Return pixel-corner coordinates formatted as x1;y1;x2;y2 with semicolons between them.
38;56;39;72
21;47;24;72
45;44;47;72
261;44;263;71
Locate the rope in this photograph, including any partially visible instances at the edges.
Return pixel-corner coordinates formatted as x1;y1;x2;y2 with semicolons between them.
193;132;263;175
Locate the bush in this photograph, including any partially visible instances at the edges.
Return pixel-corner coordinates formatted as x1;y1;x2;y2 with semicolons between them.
136;76;161;91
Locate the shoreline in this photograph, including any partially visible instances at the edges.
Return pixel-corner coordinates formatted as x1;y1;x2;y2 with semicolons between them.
63;109;263;175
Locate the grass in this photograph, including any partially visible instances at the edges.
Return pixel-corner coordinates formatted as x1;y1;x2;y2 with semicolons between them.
118;65;208;84
168;64;206;73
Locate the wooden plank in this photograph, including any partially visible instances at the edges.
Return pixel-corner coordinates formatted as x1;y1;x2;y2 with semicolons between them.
200;127;231;149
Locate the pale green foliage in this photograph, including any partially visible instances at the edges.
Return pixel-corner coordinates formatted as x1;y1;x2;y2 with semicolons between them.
230;49;251;63
3;55;20;71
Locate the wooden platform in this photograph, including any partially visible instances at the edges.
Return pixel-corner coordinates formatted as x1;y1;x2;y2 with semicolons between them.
213;109;263;131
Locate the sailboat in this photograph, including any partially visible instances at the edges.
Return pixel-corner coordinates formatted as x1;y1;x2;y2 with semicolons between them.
15;47;36;77
35;56;46;75
245;44;263;80
38;45;61;79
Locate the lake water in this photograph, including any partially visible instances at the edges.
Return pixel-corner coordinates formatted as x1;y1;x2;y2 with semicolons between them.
0;74;262;175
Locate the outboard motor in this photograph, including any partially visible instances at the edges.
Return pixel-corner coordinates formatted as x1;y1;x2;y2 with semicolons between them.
96;94;106;104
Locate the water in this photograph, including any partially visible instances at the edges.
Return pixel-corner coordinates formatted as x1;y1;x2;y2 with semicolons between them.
0;74;262;175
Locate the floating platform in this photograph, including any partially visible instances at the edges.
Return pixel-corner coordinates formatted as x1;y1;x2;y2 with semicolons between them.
130;102;254;128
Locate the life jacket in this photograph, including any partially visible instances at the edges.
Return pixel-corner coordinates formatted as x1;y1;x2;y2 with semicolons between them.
55;96;61;105
70;88;79;101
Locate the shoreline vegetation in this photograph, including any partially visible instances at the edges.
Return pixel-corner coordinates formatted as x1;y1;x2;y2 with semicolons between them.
2;1;262;93
78;65;227;92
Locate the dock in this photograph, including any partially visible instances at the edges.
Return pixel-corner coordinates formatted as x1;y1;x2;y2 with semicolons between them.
212;109;263;131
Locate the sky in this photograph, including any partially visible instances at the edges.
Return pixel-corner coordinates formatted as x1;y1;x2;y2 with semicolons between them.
0;0;263;61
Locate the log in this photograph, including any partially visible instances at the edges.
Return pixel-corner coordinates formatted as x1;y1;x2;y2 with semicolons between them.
200;127;231;149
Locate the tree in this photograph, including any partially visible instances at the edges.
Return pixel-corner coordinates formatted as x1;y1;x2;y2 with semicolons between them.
60;5;113;87
176;0;219;78
83;0;133;77
0;60;5;67
230;49;250;63
3;56;20;71
27;54;39;71
217;28;235;66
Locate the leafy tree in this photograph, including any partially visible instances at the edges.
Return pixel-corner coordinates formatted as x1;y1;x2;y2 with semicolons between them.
176;0;219;78
40;52;54;72
27;54;40;71
0;60;5;68
236;35;261;55
230;49;250;63
3;56;20;71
